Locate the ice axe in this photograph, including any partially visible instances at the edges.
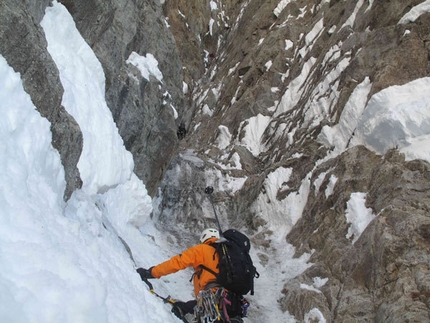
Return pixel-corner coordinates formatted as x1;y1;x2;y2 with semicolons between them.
141;277;190;323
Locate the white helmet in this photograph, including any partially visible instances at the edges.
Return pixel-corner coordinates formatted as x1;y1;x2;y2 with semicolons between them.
200;228;220;243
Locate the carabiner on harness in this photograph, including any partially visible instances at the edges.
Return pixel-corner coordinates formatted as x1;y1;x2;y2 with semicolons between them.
194;288;227;323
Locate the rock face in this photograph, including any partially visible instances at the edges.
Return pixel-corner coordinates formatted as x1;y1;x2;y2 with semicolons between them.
284;147;430;322
0;0;83;200
1;0;184;198
157;0;430;321
59;0;185;196
1;0;430;321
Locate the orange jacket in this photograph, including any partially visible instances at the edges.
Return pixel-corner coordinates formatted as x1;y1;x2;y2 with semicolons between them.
151;238;219;297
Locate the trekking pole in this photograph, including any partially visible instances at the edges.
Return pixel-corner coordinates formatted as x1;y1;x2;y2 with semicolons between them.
204;186;223;236
141;277;190;323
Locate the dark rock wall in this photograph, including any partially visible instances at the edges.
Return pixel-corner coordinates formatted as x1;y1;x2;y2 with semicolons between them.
156;0;430;321
285;147;430;321
0;0;83;200
1;0;185;198
58;0;185;197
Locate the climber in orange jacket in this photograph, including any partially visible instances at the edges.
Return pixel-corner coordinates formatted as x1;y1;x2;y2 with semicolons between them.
136;229;223;318
152;237;220;297
137;228;220;296
136;228;246;322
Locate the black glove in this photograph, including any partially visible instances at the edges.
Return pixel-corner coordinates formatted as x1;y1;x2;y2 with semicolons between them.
171;300;197;318
171;304;185;319
136;267;154;280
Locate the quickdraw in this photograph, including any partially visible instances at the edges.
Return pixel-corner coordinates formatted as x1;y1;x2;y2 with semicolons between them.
195;288;226;323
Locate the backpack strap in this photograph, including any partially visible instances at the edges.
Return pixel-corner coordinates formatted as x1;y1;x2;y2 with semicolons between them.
249;267;260;295
197;242;220;279
190;264;219;285
198;264;218;278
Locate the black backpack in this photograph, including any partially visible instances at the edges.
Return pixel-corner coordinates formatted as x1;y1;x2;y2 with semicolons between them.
202;229;259;295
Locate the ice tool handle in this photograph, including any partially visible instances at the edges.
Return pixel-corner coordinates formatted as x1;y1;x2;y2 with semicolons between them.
141;277;190;323
142;277;175;304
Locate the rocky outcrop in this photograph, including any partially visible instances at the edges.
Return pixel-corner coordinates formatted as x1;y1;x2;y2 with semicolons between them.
284;147;430;322
159;2;430;205
0;0;82;200
58;0;185;196
155;0;430;321
1;0;185;198
162;0;248;127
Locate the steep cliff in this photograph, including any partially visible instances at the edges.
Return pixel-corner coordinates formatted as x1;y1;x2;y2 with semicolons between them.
1;0;429;322
0;0;184;198
157;0;430;321
0;0;82;200
59;0;186;197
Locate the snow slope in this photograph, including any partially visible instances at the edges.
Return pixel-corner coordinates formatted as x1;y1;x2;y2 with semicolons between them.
1;1;430;323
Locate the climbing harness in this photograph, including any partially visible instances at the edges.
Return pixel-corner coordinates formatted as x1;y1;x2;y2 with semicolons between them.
194;287;226;323
194;287;249;323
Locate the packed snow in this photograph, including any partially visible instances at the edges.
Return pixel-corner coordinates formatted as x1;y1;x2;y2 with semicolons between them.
344;193;376;244
304;309;326;323
215;125;233;150
40;3;134;195
340;0;365;30
126;52;164;83
350;77;430;162
318;77;372;155
2;1;430;323
239;114;271;156
299;18;324;58
274;0;292;18
324;175;338;198
398;0;430;24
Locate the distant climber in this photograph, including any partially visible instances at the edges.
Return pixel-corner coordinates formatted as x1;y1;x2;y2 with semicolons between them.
177;122;186;140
